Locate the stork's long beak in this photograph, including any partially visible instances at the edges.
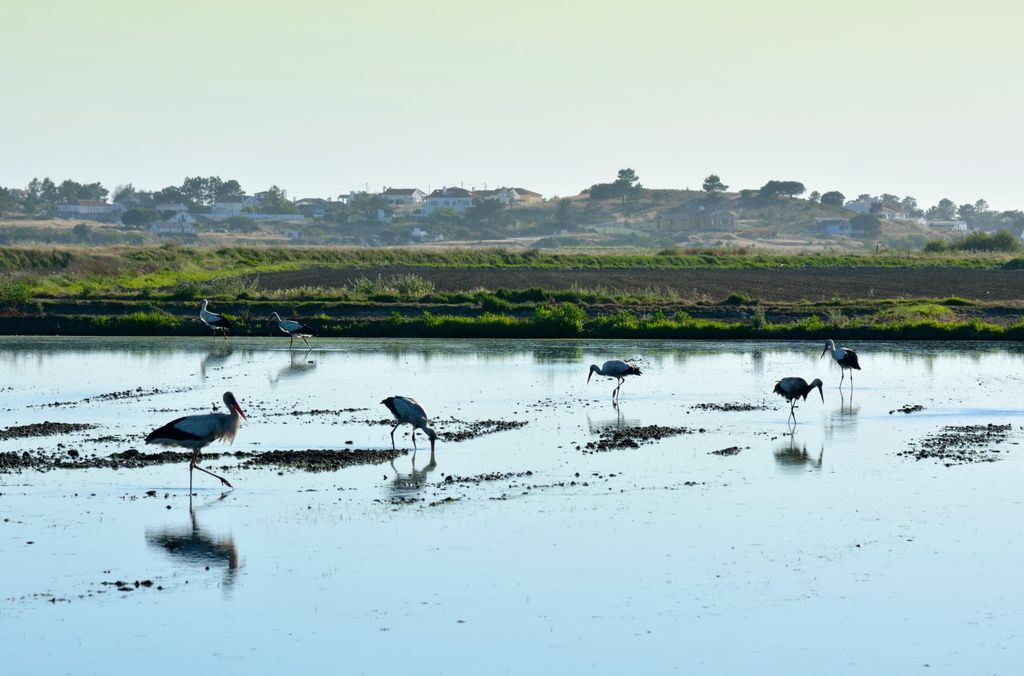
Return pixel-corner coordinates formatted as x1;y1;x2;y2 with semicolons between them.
818;386;824;403
820;346;828;358
587;370;594;384
233;401;248;421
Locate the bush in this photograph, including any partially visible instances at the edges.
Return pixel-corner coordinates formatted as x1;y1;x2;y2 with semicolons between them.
534;302;585;335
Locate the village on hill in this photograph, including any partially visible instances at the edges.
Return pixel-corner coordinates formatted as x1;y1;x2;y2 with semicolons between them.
0;170;1020;251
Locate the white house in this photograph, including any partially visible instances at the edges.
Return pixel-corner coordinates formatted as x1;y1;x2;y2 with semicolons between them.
155;202;189;215
56;199;124;221
211;195;260;218
928;219;968;231
511;187;543;204
382;188;425;206
422;187;474;214
150;212;197;235
877;205;908;220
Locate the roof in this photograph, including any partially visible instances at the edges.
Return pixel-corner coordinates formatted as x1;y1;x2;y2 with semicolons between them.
427;187;473;198
383;188;423;196
216;195;252;203
514;188;543;197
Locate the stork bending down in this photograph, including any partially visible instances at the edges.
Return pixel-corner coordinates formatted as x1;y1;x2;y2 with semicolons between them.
773;377;824;424
587;360;642;403
381;396;437;453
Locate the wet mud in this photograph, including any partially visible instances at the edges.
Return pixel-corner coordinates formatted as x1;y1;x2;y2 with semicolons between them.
900;423;1014;466
710;446;744;456
584;425;693;452
0;422;96;440
890;404;925;414
691;402;770;412
242;448;404;472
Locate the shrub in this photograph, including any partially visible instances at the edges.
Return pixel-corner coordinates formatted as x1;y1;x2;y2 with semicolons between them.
534;302;585;335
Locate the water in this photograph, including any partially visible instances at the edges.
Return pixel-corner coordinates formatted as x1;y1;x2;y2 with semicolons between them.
1;337;1023;675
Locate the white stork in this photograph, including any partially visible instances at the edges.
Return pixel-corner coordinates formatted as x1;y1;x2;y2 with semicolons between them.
821;339;861;388
145;391;247;492
381;396;437;453
587;360;642;403
270;312;315;349
773;377;824;424
200;299;234;339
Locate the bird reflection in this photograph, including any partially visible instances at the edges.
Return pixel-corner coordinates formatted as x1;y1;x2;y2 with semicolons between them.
586;404;640;434
836;390;859;417
773;432;823;472
389;449;437;499
199;345;234;381
268;350;316;387
145;497;240;589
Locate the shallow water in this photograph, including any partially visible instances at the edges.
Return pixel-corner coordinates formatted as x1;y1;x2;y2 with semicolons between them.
2;337;1023;675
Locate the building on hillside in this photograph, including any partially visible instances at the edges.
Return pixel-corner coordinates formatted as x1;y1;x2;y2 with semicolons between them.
155;202;189;215
150;212;197;235
877;205;908;220
511;188;543;204
844;198;876;214
382;188;426;206
294;198;333;218
56;199;124;222
422;187;474;214
654;206;738;232
211;195;260;218
928;219;968;231
816;218;852;236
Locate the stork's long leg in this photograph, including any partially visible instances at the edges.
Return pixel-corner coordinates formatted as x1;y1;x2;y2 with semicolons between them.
838;369;844;387
849;369;853;389
411;428;418;449
390;423;400;449
289;334;294;349
300;335;311;349
190;449;233;488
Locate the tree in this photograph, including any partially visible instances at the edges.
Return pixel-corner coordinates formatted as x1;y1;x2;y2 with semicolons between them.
926;198;957;221
974;199;989;214
760;180;806;198
616;168;640;188
72;222;93;241
217;179;243;200
820;191;845;207
850;213;881;239
121;208;157;227
878;193;900;207
807;191;820;203
466;198;505;224
347;191;390;222
39;178;58;203
588;168;643;201
957;203;977;221
112;183;136;204
153;186;187;205
58;179;83;202
901;196;921;217
702;174;728;194
0;188;15;216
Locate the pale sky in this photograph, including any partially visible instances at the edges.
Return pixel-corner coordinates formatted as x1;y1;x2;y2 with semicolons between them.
2;0;1021;209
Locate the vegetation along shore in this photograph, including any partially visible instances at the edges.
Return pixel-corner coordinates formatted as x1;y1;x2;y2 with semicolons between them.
1;245;1022;340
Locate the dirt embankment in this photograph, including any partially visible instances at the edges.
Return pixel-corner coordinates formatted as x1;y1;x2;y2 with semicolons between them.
254;266;1024;302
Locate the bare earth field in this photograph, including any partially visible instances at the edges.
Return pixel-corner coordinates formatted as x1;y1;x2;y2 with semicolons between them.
255;266;1024;302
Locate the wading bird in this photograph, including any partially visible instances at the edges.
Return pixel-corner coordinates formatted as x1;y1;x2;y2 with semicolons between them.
773;377;824;424
821;339;860;388
200;299;234;339
587;360;642;403
271;312;316;349
381;396;437;453
145;391;247;493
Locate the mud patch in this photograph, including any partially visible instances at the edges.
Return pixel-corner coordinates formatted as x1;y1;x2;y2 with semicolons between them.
584;425;692;452
442;419;529;442
890;404;925;414
710;446;744;456
0;422;96;440
692;402;769;412
31;387;184;409
899;423;1013;466
242;448;403;472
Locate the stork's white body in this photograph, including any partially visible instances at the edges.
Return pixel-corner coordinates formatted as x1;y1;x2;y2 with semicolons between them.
146;392;246;492
200;299;233;338
381;395;437;452
821;339;861;388
588;359;642;403
271;312;315;349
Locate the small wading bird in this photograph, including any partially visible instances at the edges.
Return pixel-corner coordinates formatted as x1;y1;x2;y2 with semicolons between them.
587;360;642;403
821;339;861;388
271;312;316;349
381;396;437;453
200;299;234;339
145;391;247;493
773;377;824;424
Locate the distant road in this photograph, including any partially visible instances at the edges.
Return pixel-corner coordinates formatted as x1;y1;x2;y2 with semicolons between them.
255;266;1024;302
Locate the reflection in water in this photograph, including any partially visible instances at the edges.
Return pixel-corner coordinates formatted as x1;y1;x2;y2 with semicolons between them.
199;345;234;381
146;500;241;589
587;404;641;434
774;433;823;472
389;450;437;500
826;391;860;439
268;350;317;387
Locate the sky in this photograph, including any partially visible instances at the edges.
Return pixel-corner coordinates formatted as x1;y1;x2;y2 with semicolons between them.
2;0;1021;209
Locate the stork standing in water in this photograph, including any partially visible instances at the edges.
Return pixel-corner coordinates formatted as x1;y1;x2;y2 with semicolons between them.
271;312;315;349
145;392;247;493
773;377;824;424
381;396;437;453
587;360;642;403
200;299;234;339
821;339;860;388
